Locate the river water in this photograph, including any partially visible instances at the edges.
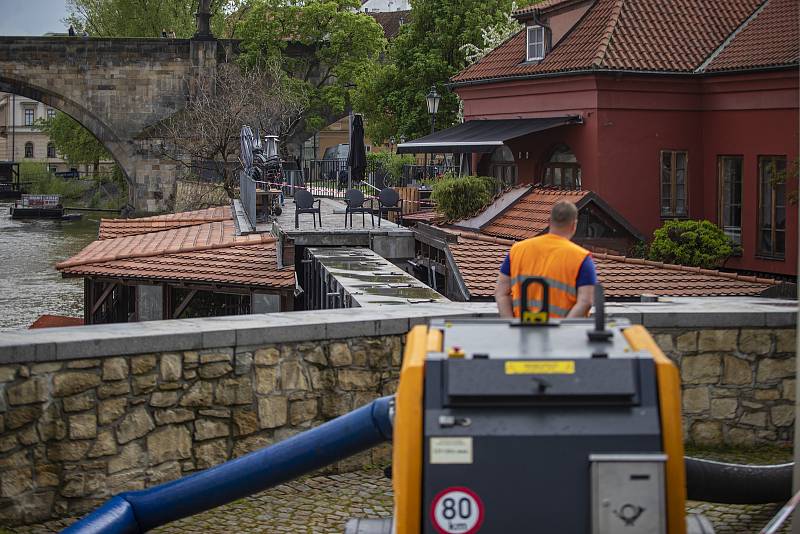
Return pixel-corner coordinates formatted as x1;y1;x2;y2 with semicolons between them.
0;202;100;331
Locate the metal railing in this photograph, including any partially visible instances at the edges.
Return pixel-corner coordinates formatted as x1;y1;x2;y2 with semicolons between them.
302;159;350;198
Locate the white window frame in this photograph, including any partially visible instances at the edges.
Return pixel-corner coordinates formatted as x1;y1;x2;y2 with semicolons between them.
527;25;545;61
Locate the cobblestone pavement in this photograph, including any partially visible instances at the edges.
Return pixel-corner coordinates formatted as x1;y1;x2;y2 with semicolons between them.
9;467;791;534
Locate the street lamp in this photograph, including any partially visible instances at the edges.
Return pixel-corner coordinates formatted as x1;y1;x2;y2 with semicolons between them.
426;85;441;134
424;86;441;179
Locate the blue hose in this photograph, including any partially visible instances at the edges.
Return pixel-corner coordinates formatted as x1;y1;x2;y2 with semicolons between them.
64;396;394;534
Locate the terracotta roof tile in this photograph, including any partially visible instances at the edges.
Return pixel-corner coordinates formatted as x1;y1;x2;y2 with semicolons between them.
99;206;231;239
29;315;84;329
58;220;272;270
369;10;411;39
480;187;589;240
60;243;294;289
515;0;584;16
705;0;799;72
448;232;775;299
454;0;783;83
402;210;445;224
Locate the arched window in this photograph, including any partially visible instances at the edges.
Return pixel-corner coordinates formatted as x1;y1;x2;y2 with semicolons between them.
47;143;56;158
490;145;517;186
542;144;581;189
24;142;34;158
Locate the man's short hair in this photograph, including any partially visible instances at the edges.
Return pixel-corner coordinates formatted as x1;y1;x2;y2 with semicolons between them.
550;200;578;227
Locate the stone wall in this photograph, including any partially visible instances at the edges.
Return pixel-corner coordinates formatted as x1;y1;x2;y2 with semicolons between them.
652;327;796;447
0;338;400;525
0;300;794;525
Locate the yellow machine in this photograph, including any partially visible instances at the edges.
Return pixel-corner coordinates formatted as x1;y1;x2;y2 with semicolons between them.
391;310;688;534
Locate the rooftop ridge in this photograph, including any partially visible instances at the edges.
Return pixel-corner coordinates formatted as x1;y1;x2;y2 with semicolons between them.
696;0;771;72
593;0;624;67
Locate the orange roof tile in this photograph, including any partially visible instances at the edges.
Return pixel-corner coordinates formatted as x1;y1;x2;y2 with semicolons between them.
514;0;585;16
29;315;85;329
705;0;799;72
448;233;776;299
480;188;590;240
369;10;411;39
58;220;269;270
99;206;231;239
453;0;793;83
402;210;445;224
62;207;292;290
60;243;294;289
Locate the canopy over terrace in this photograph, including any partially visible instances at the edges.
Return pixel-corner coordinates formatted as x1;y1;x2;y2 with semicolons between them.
395;116;582;154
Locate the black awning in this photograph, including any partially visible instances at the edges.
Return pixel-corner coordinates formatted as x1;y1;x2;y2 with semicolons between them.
396;116;582;154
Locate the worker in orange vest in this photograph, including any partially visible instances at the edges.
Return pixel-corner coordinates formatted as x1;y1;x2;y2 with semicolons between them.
495;200;596;319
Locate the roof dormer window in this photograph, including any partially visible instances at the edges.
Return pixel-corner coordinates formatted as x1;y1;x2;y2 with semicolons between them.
527;25;545;61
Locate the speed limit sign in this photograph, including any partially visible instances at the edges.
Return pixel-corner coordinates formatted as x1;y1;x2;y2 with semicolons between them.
430;486;485;534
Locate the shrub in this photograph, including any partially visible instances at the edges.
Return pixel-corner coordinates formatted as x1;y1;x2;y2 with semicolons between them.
431;175;501;220
365;152;415;187
648;219;734;269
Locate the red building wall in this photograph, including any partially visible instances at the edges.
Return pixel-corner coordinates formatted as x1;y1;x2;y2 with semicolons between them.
456;70;799;276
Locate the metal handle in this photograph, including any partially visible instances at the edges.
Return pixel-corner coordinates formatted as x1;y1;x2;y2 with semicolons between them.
519;276;549;316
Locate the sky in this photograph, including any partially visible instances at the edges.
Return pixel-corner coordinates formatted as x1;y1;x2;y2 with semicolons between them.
0;0;71;36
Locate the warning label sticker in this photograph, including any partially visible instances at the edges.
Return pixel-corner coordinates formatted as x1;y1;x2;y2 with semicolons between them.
505;360;575;375
430;487;484;534
430;437;473;464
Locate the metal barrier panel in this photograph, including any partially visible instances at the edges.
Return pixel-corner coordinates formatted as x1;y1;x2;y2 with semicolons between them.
239;171;256;228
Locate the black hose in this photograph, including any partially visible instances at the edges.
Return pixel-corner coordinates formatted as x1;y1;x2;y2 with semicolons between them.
685;456;793;504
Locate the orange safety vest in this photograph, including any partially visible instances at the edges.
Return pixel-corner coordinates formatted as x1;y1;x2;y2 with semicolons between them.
509;233;590;319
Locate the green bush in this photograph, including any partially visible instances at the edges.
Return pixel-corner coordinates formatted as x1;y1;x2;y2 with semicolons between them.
431;175;501;220
648;219;734;268
366;152;415;186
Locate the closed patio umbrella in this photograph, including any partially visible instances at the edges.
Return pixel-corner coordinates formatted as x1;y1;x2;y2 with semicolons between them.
348;114;367;183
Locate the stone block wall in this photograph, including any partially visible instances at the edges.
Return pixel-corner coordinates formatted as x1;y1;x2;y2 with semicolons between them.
652;327;796;447
0;337;401;526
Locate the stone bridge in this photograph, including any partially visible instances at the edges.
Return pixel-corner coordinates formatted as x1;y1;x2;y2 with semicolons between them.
0;37;237;212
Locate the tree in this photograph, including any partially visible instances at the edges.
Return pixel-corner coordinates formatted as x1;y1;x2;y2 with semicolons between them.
65;0;239;38
154;62;306;197
37;112;110;174
354;0;534;144
648;220;735;269
355;0;529;142
237;0;386;153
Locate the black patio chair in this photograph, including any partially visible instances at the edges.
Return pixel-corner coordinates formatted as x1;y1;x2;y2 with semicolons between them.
376;187;403;227
294;189;322;229
344;188;374;227
337;169;350;191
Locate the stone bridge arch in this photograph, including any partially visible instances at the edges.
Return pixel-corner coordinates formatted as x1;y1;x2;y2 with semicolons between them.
0;37;236;212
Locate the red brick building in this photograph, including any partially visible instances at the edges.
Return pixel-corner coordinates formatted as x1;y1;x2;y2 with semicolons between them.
402;0;799;277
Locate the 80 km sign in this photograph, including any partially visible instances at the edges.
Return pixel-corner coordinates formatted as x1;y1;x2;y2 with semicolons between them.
430;487;484;534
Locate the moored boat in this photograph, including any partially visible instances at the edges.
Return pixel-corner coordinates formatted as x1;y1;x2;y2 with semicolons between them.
10;195;65;219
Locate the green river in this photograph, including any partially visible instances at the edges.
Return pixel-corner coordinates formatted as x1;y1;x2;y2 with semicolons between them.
0;202;100;331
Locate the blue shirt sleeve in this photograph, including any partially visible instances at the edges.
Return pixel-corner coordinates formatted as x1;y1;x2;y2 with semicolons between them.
499;254;511;276
576;255;597;287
